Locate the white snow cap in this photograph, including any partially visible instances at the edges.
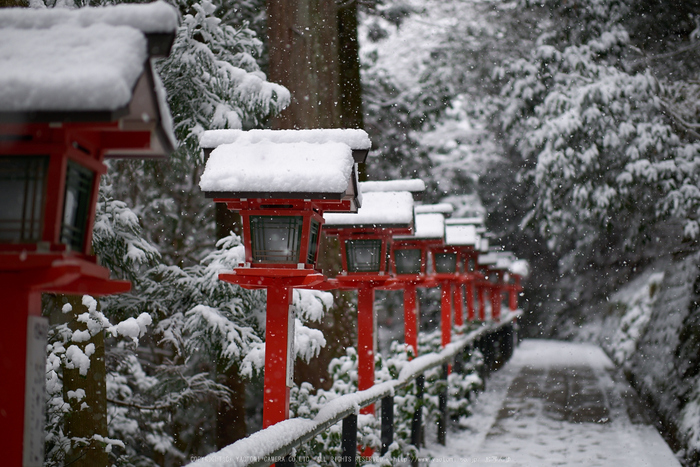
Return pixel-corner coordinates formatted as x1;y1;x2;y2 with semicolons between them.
199;141;355;194
479;237;490;253
414;203;454;215
0;1;178;33
445;224;479;246
200;128;371;150
359;179;425;194
495;252;515;270
445;215;484;226
0;1;177;113
413;213;445;239
478;251;498;266
324;191;414;227
509;259;530;277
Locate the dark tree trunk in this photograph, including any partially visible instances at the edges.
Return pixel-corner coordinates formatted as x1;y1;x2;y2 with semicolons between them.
216;364;248;449
337;2;364;130
265;0;364;390
267;0;342;129
61;296;109;467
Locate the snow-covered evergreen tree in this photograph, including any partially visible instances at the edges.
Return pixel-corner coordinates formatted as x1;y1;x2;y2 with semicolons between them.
39;0;292;463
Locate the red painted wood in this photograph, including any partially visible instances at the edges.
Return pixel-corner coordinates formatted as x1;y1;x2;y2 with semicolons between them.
441;282;452;348
403;284;418;358
466;280;475;321
262;285;293;429
357;286;375;416
219;268;325;290
509;275;522;311
478;285;486;321
491;286;502;322
0;287;40;467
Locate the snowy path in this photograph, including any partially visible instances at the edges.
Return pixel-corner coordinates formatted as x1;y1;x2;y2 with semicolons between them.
421;339;680;466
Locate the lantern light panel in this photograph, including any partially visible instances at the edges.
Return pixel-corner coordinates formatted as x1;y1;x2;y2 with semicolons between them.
391;209;448;276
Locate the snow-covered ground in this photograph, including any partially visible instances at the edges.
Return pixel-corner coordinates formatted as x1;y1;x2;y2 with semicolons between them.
421;340;680;466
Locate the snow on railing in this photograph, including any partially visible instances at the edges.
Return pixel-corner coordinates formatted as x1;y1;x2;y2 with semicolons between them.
188;311;521;467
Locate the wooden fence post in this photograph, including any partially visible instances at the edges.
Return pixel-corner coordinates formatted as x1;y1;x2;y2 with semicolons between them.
341;414;357;467
381;395;394;455
437;363;449;446
410;374;425;467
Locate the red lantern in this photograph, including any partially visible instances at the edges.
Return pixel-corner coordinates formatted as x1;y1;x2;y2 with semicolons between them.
0;3;178;465
387;205;451;358
444;219;483;327
477;247;501;321
324;182;420;416
199;129;368;429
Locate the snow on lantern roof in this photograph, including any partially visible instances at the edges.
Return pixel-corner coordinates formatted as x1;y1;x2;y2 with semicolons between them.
324;191;415;228
200;128;371;162
413;213;445;239
509;259;530;277
445;224;479;246
494;252;515;270
0;1;178;34
0;25;147;113
478;251;498;266
395;212;445;240
199;141;356;198
445;215;484;227
479;237;490;253
414;203;454;215
0;2;177;157
359;179;425;196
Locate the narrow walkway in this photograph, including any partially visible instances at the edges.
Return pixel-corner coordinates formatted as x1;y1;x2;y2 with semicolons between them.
422;339;680;466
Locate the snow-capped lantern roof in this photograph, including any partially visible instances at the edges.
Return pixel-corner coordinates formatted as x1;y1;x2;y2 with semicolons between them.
323;180;422;229
413;213;446;239
0;1;178;158
478;250;498;266
445;215;485;227
414;203;454;215
323;191;415;229
199;140;360;210
509;259;530;277
200;128;371;163
359;179;425;196
494;251;516;270
445;224;479;247
479;237;490;253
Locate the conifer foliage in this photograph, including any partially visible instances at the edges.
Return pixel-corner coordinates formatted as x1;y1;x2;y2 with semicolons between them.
40;0;294;464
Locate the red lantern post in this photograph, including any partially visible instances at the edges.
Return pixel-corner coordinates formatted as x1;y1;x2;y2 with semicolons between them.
324;182;420;415
198;130;369;429
477;249;503;321
387;206;450;357
428;243;464;349
0;4;178;465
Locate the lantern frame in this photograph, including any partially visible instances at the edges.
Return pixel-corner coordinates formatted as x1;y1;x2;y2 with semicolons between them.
200;133;368;431
0;4;179;465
